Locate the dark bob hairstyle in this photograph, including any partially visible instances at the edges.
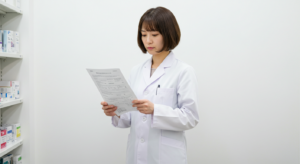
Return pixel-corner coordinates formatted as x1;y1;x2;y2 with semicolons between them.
137;7;181;54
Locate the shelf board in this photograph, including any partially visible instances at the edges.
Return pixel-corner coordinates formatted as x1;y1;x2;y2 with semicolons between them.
0;1;21;14
0;53;22;59
0;99;23;108
0;139;23;157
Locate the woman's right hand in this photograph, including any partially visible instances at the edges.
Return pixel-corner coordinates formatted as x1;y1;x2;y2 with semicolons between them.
101;101;119;118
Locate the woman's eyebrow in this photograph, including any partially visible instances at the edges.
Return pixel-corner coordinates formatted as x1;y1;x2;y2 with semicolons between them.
141;30;158;33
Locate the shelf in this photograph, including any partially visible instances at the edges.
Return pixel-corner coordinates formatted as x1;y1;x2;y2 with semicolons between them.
0;139;23;157
0;53;22;59
0;1;21;14
0;99;23;108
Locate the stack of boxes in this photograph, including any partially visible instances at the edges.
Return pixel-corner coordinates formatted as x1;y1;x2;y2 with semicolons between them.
0;81;20;102
0;154;13;164
0;31;20;54
0;123;21;150
0;128;6;149
13;155;22;164
0;154;22;164
1;0;21;9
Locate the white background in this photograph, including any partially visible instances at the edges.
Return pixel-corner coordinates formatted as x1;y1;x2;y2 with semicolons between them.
31;0;300;163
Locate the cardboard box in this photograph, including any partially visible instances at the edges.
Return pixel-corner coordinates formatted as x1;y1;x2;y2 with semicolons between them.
0;31;2;53
13;155;22;164
16;0;21;9
3;125;12;146
0;88;3;102
6;0;14;6
14;32;19;53
2;30;14;53
11;124;21;141
3;154;13;164
0;88;12;102
0;81;20;101
0;128;6;149
0;81;13;87
12;81;20;99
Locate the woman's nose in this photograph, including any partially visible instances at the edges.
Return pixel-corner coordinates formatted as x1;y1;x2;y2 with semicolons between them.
146;35;152;43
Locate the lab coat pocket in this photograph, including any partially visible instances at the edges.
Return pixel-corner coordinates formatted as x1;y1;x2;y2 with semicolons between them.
160;136;187;164
156;88;175;107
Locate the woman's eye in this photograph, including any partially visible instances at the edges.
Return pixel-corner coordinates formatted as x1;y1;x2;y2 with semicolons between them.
142;35;146;37
152;34;158;37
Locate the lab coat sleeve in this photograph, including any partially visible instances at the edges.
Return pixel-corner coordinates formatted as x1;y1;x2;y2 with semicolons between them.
111;113;131;128
111;68;134;128
151;66;199;131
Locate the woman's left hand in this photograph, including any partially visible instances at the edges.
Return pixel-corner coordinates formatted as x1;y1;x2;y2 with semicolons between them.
132;99;154;114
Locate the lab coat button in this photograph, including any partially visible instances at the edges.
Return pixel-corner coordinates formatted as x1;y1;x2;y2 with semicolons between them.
143;116;147;122
141;138;145;143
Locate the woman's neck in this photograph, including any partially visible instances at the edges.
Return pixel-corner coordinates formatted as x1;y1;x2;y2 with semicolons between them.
151;51;170;69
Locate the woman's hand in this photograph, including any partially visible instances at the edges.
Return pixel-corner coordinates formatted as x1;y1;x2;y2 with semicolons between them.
132;99;154;114
101;101;119;118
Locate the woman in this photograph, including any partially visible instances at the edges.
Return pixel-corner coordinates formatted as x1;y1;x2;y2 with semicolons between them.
101;6;199;164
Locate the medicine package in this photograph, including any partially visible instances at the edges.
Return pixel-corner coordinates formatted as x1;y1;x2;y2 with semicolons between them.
1;30;20;54
0;81;20;102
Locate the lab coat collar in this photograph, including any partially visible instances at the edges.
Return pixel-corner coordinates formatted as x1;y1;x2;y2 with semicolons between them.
142;51;176;89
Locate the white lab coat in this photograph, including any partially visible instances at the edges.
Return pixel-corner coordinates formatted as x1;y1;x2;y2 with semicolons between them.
112;51;199;164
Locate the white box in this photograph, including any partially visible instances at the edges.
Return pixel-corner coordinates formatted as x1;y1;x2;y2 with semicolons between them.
6;0;14;6
15;32;19;53
2;30;7;52
12;81;20;99
0;81;20;100
0;81;13;87
0;128;6;149
11;123;21;141
16;0;20;9
0;31;2;53
6;88;12;100
2;30;14;53
13;155;22;164
3;154;13;164
1;87;12;101
11;31;15;53
0;88;3;102
3;125;12;146
0;88;8;102
0;88;7;102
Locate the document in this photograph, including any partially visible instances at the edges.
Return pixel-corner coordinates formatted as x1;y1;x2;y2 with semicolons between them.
87;68;137;116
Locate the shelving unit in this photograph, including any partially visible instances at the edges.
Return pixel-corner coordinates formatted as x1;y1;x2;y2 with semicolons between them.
0;139;23;158
0;99;22;108
0;1;23;159
0;53;22;59
0;99;23;127
0;1;22;15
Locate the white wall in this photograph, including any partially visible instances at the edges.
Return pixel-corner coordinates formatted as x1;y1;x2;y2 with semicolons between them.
33;0;300;164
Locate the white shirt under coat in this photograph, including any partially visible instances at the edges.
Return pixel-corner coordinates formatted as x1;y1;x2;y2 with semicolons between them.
112;51;199;164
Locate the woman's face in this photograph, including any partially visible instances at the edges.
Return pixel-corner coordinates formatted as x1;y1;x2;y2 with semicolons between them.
141;24;164;55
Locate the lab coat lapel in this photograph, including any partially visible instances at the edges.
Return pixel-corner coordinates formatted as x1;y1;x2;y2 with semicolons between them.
142;58;152;87
148;65;165;86
142;52;175;89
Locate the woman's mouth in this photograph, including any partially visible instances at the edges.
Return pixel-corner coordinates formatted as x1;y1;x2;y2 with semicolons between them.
147;47;154;50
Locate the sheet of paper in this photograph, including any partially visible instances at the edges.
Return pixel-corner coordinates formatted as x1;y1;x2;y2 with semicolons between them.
87;68;137;116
